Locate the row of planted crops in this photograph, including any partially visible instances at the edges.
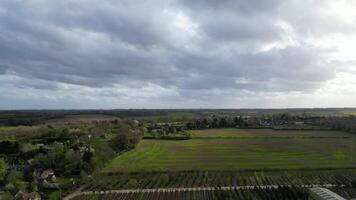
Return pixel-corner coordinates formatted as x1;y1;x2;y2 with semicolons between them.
83;170;356;191
72;186;309;200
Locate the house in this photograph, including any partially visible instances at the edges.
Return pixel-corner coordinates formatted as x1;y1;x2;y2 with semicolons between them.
259;121;271;126
40;169;56;182
22;192;41;200
33;169;59;189
53;141;64;145
16;190;41;200
78;145;90;153
26;159;35;165
36;143;45;148
294;121;305;125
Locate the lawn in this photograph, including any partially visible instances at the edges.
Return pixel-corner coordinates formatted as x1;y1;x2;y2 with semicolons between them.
104;129;356;172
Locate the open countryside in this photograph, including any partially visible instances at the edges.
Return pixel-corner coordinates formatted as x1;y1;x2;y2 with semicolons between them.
3;110;356;199
2;0;356;198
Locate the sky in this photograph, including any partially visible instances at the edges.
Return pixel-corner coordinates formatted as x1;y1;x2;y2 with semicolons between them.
1;0;356;109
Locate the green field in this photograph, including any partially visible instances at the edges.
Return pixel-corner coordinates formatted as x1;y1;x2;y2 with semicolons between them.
344;112;356;116
104;129;356;172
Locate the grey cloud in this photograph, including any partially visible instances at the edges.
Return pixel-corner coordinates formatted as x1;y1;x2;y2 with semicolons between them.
169;45;333;93
178;0;283;14
3;0;176;48
178;0;285;44
0;65;9;74
202;17;283;42
0;0;353;108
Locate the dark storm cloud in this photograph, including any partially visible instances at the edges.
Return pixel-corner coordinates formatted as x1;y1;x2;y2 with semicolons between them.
0;0;349;103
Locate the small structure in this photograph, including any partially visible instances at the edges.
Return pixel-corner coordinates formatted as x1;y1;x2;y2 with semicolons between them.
32;169;58;189
17;190;41;200
23;192;41;200
41;169;59;189
78;145;90;153
10;164;24;171
40;169;56;182
259;120;271;127
26;159;35;165
309;187;346;200
294;121;305;125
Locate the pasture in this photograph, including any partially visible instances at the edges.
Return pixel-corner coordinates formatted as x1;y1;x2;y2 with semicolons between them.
104;129;356;172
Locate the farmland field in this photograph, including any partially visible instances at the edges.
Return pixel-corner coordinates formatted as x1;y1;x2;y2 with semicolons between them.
344;112;356;116
104;129;356;172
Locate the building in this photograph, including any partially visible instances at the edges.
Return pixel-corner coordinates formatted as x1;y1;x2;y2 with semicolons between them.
40;169;56;182
23;192;41;200
16;190;41;200
294;121;305;125
309;187;346;200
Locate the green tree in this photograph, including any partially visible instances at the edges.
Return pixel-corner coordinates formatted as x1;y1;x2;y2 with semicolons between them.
110;127;141;152
63;149;83;175
92;140;116;169
83;150;93;163
219;118;228;127
110;133;130;151
0;158;7;181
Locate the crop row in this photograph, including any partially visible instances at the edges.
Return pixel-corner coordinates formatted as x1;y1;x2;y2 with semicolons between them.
72;186;309;200
83;170;356;191
329;187;356;199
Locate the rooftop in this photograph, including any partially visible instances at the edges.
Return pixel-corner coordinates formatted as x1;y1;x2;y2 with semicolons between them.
309;187;346;200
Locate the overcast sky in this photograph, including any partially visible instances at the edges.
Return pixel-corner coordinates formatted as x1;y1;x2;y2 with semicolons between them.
1;0;356;109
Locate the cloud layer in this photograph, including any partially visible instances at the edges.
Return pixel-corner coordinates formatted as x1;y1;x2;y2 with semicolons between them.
1;0;356;109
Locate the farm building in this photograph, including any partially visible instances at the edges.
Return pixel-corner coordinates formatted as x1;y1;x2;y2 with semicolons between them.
309;187;345;200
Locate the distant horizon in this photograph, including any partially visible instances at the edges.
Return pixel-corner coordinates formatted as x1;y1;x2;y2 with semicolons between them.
1;107;356;111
